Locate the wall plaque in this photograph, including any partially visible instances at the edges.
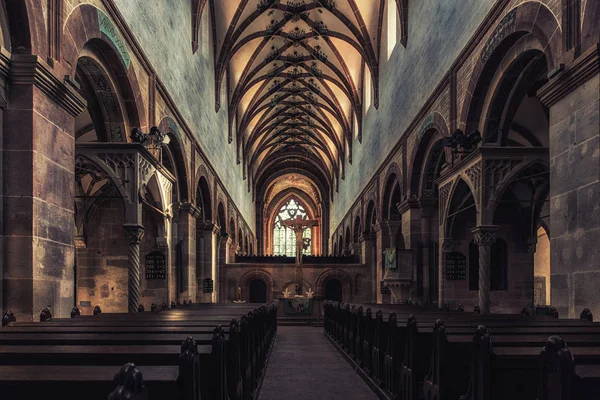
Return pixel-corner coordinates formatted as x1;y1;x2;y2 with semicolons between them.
203;278;214;293
145;251;166;280
445;251;466;280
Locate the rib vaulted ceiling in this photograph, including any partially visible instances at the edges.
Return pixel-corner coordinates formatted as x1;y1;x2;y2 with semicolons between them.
199;0;385;200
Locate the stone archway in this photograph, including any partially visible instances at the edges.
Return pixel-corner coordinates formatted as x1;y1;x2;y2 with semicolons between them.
249;279;267;303
239;269;274;302
325;279;343;301
316;269;353;301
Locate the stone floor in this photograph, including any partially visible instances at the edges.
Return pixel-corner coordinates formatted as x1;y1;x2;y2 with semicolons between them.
259;326;377;400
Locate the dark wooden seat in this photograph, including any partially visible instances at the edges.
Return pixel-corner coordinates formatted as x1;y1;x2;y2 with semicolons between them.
1;301;279;400
0;365;180;400
323;300;600;400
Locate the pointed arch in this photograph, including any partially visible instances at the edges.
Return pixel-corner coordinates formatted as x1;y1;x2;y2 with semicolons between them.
158;116;190;202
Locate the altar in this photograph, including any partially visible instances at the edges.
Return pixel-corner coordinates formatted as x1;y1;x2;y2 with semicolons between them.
283;297;313;315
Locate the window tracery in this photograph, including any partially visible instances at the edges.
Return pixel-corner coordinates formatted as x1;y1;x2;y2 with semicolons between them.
273;199;312;256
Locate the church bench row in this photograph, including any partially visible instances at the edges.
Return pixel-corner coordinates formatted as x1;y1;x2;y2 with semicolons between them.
0;329;226;399
0;302;278;400
0;364;180;400
323;301;600;400
3;302;278;398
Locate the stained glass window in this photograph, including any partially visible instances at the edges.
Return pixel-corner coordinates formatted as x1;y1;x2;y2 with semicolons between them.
273;199;311;256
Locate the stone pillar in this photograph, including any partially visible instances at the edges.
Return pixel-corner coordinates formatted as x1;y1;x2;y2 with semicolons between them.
196;222;216;302
177;203;200;302
156;234;170;304
439;238;454;307
3;55;85;320
539;46;600;319
217;236;230;303
211;225;220;303
124;224;145;313
399;201;422;301
420;203;435;303
350;243;361;256
472;226;498;315
0;48;6;317
373;221;389;303
360;233;375;302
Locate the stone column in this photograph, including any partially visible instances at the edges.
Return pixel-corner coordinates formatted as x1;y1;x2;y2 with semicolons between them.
196;222;216;302
472;226;498;315
360;233;375;302
420;203;435;303
3;55;85;320
177;203;200;302
124;224;145;313
217;236;230;303
539;45;600;319
156;235;170;304
439;238;454;307
373;221;389;303
350;243;361;256
0;48;6;317
211;225;220;303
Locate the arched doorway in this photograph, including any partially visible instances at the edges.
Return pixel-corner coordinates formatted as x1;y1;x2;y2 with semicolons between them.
249;279;267;303
325;279;343;301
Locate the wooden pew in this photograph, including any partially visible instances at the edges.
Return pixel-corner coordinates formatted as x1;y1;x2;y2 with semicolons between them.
1;302;278;400
0;365;179;400
324;301;600;400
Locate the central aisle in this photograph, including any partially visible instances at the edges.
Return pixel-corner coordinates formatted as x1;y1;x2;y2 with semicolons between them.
259;326;377;400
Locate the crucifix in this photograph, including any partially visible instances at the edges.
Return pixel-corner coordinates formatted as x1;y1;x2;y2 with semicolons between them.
281;215;318;295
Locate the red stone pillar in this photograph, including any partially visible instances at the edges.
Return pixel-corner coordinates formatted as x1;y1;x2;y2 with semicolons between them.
360;233;375;301
196;222;217;303
177;202;200;302
419;204;435;303
216;236;230;303
3;55;85;320
373;220;390;303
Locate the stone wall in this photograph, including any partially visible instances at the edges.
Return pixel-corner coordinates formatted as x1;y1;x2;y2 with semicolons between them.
547;67;599;319
112;0;255;228
76;201;168;314
329;0;599;319
224;263;369;304
332;0;496;231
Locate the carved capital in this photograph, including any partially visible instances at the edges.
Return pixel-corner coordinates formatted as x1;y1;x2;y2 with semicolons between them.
471;225;499;247
123;224;145;245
